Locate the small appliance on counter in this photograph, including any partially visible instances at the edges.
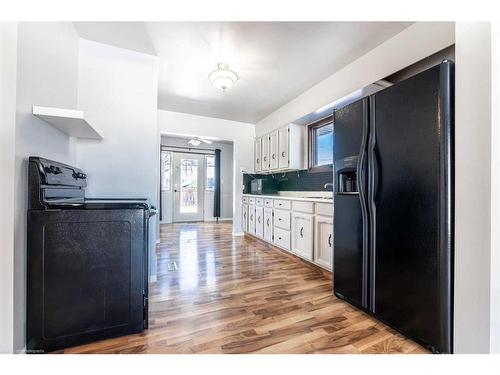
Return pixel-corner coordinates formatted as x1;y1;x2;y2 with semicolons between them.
27;157;157;353
249;178;277;195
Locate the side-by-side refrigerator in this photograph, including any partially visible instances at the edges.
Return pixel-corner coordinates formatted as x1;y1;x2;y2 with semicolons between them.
333;61;454;353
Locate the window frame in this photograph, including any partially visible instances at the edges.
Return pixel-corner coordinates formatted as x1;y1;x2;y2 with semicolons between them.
205;154;215;192
308;116;334;172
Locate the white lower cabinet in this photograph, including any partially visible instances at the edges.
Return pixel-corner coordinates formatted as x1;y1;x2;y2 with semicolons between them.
273;227;290;251
291;212;314;261
314;215;333;269
248;205;256;234
255;206;264;238
243;196;332;272
242;204;248;232
264;208;273;242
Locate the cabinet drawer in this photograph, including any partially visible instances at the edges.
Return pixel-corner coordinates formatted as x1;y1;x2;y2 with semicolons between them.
256;197;264;206
315;202;333;217
292;200;314;214
264;199;273;208
248;197;256;204
243;197;249;204
273;227;290;251
274;209;290;230
273;199;291;210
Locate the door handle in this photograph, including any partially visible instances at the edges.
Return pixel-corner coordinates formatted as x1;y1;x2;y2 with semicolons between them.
250;214;253;220
264;156;267;162
258;216;261;224
281;151;285;157
272;154;275;159
328;234;332;247
300;227;304;238
266;218;270;226
257;158;260;163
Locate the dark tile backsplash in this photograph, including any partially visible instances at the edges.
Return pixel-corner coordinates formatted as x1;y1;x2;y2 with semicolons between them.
243;169;333;193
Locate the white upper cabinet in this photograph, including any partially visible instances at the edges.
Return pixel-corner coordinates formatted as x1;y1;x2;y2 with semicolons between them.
261;134;270;171
269;130;279;170
254;123;306;174
254;138;262;172
278;126;289;169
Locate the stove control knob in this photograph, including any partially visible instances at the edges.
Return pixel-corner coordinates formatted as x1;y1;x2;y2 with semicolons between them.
45;166;52;174
49;165;62;174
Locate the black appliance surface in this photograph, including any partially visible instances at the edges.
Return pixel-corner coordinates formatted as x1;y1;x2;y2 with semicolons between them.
27;157;156;353
332;61;454;354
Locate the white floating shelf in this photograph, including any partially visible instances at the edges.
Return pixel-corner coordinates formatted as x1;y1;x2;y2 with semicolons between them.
32;105;103;140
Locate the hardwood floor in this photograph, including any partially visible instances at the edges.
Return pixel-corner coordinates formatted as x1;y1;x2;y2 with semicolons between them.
59;222;428;354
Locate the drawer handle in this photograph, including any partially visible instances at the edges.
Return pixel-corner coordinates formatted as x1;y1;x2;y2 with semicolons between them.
279;203;282;206
278;237;282;240
328;234;332;247
278;218;282;221
300;227;304;238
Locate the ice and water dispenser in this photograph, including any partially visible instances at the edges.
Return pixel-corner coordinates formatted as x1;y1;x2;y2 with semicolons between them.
335;156;359;194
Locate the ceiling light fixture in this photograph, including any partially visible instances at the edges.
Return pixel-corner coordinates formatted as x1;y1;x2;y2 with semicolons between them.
187;137;213;146
209;63;239;92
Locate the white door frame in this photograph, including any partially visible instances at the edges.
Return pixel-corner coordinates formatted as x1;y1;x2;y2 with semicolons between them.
172;152;205;222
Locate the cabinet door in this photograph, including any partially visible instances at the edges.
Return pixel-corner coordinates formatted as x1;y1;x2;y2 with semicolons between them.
255;206;264;238
242;204;248;232
254;138;262;172
261;135;270;171
264;208;273;242
291;213;313;260
248;205;256;234
314;215;333;270
269;130;279;170
278;126;289;169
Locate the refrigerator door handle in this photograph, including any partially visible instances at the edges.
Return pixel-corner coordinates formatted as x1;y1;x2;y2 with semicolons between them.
367;95;377;311
357;99;370;308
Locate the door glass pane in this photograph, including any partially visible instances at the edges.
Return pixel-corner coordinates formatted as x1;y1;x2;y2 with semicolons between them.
161;151;171;190
180;158;198;213
206;155;215;191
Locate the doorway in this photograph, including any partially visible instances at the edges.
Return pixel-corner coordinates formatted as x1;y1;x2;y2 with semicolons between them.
172;152;205;222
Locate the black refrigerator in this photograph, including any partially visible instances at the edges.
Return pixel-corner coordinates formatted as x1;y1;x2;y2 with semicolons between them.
333;61;454;354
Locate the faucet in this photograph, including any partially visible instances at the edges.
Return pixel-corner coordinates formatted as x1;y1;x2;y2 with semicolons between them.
324;183;333;189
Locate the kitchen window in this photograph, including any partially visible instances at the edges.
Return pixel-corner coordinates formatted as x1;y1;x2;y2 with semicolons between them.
161;151;172;191
309;117;334;170
206;155;215;191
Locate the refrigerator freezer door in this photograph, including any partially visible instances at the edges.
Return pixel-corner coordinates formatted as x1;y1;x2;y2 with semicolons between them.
368;62;453;353
333;98;369;309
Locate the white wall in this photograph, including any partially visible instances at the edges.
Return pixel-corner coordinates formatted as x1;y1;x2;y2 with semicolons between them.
158;110;255;235
491;21;500;354
161;136;234;222
76;38;160;281
13;22;80;352
454;22;493;354
255;22;455;135
0;22;18;354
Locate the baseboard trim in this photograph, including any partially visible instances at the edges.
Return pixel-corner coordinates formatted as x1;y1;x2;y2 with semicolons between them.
149;275;157;283
232;231;244;236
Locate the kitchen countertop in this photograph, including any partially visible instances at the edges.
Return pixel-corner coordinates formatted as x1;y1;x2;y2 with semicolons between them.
243;193;333;203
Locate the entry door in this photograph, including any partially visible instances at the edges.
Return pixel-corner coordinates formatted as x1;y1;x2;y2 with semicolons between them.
173;153;204;222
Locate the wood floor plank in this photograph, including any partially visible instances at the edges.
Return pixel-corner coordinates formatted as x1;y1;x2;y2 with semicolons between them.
58;222;427;354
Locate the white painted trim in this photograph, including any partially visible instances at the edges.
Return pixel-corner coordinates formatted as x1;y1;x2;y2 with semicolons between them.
232;232;245;237
205;217;233;222
155;239;160;244
149;275;157;283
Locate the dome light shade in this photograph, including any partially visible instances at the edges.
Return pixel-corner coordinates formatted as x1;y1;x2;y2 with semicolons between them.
209;63;239;92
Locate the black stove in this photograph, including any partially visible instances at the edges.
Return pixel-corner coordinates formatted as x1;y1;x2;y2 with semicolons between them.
27;157;156;353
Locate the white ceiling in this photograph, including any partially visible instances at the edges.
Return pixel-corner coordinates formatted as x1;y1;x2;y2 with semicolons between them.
73;22;412;124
